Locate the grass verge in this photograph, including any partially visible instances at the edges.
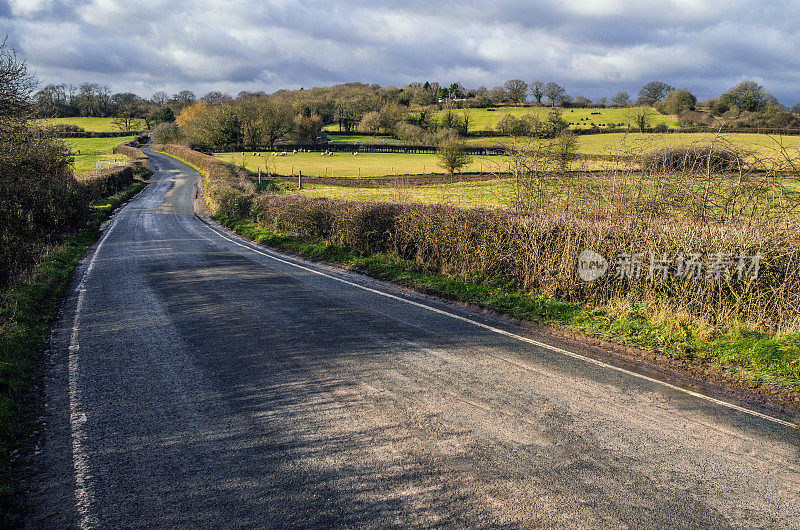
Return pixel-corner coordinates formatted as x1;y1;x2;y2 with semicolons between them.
0;179;147;524
215;216;800;399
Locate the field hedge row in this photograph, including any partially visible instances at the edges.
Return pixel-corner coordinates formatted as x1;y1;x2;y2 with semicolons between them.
113;136;150;168
249;196;799;330
57;130;145;138
163;143;800;331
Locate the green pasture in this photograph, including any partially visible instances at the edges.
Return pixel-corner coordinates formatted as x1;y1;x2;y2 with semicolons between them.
215;151;508;178
447;106;678;132
66;136;135;173
218;131;800;180
467;132;800;160
36;116;145;132
295;179;515;208
321;107;678;134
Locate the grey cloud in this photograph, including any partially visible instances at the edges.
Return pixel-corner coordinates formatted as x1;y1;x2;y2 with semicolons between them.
2;0;799;104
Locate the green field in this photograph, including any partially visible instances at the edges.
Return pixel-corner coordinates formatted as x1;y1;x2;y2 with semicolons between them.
66;136;135;173
216;151;507;178
467;132;800;160
446;106;678;132
322;106;679;134
37;116;145;132
218;132;800;180
326;134;403;144
295;178;515;207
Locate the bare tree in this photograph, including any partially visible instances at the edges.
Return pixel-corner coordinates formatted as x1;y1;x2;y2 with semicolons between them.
543;82;566;107
530;80;544;105
437;136;472;177
0;38;35;119
637;81;673;105
504;79;528;104
260;98;295;148
151;91;169;106
612;91;630;107
628;107;651;132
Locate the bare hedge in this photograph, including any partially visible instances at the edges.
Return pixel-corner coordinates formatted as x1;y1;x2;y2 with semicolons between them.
162;143;800;331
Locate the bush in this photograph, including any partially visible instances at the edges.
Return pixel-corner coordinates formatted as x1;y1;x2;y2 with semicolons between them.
394;122;429;144
0;122;83;287
167;143;800;331
240;195;800;331
48;123;85;133
151;121;182;144
639;145;747;173
113;136;149;168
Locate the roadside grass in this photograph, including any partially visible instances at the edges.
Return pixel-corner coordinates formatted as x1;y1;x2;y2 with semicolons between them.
216;216;800;394
0;179;147;525
66;136;136;174
215;151;507;178
35;117;144;133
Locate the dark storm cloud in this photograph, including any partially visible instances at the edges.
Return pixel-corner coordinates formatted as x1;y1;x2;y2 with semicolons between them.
1;0;799;103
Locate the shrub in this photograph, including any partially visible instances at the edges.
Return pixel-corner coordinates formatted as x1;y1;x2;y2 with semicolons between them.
639;145;747;173
241;195;800;331
151;121;182;144
0;122;83;287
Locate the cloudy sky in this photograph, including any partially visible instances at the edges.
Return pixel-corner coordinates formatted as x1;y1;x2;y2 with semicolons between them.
2;0;799;103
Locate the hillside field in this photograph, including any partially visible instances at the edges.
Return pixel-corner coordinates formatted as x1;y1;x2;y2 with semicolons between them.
36;116;145;132
323;106;679;133
66;136;136;173
436;106;679;132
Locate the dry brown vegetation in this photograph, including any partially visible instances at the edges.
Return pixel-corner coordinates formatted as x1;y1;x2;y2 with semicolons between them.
161;135;800;332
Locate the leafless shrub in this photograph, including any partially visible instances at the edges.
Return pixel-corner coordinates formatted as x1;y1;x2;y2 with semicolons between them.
173;139;800;332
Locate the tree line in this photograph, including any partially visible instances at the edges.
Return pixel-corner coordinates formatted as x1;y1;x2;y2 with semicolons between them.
34;76;800;138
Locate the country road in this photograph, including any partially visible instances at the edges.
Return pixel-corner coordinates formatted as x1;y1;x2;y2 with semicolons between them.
24;147;800;528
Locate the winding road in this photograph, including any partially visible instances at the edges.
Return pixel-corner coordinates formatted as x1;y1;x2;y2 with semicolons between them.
25;147;800;528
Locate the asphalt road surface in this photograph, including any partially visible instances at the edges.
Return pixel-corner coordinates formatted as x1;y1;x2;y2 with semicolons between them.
25;148;800;528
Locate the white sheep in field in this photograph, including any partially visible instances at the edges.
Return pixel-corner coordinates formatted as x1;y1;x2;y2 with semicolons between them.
292;150;297;154
272;152;278;156
280;151;287;156
353;152;358;155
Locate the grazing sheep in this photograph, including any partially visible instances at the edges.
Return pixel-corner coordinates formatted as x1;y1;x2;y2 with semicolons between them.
353;152;358;155
280;151;287;156
292;150;297;154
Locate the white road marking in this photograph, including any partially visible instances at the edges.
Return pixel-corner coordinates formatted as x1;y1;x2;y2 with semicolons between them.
67;198;129;528
198;219;798;430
